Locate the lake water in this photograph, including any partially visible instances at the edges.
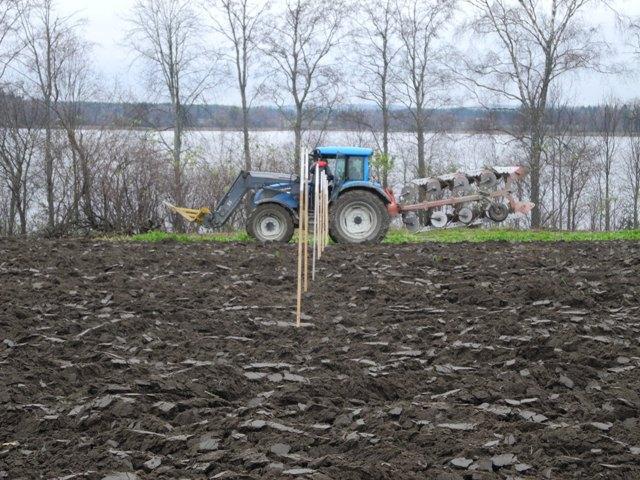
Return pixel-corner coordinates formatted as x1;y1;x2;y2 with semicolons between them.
180;129;520;187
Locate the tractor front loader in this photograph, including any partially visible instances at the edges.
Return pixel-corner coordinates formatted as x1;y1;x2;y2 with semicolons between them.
167;171;300;242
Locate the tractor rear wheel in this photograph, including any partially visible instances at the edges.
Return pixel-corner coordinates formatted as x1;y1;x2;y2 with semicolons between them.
247;203;294;243
329;190;390;244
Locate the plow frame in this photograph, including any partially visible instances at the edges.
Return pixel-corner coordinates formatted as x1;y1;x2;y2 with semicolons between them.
395;166;535;217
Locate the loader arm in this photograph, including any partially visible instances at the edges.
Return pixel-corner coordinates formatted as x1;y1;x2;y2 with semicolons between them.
166;171;298;229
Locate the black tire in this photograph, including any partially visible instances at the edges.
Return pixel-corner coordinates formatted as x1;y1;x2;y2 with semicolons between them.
329;190;390;244
247;203;294;243
246;215;256;239
245;196;257;239
487;203;509;222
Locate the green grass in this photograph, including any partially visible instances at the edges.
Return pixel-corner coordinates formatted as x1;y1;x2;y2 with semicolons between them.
107;228;640;244
382;228;640;244
107;230;252;243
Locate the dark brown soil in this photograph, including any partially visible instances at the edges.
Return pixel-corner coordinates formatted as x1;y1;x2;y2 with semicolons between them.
1;239;639;480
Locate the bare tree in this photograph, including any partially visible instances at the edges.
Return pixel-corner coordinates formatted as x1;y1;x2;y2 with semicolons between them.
462;0;612;228
561;138;595;230
542;103;574;229
261;0;344;168
0;1;21;237
630;18;640;55
594;99;621;230
127;0;210;230
542;105;596;231
0;0;20;82
0;93;37;235
623;102;640;229
395;0;455;181
53;34;101;230
207;0;268;173
18;0;79;233
351;0;399;187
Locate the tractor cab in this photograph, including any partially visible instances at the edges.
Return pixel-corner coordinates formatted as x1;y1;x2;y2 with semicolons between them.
312;146;377;199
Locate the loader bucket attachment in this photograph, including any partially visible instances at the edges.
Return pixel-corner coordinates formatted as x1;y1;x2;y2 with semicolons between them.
163;201;211;225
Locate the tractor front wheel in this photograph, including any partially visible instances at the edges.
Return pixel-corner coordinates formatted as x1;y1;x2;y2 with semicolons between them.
329;190;390;244
247;203;294;243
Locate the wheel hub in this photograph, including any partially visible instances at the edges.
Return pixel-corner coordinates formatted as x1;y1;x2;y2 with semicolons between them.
258;215;284;240
487;203;509;222
341;203;377;240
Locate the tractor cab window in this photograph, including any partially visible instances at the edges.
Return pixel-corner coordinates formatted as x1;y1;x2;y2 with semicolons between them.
347;157;365;181
328;155;365;182
330;157;346;181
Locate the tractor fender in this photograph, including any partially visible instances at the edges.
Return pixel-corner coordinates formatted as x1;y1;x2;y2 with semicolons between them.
337;182;392;204
254;195;299;223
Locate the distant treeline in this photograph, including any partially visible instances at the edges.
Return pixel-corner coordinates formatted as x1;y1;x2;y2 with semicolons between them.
2;90;639;134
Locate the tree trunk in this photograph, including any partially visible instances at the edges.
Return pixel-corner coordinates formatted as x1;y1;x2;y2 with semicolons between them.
567;172;574;231
550;149;556;229
240;89;252;217
633;174;639;229
416;109;426;179
45;18;55;233
9;161;25;236
241;91;251;172
416;110;426;225
20;160;28;234
80;156;94;227
529;134;542;229
604;170;610;231
558;153;563;230
66;128;96;228
634;191;639;229
8;190;16;236
381;87;390;188
45;106;55;231
71;149;80;224
19;207;27;235
173;102;184;232
294;105;303;173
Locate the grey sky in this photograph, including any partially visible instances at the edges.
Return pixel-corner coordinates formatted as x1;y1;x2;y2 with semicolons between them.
55;0;640;107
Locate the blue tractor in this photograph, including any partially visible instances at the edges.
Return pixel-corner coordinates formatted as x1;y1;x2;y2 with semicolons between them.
166;146;395;244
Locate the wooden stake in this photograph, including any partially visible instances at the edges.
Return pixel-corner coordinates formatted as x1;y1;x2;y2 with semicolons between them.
312;163;319;281
295;152;305;328
303;151;310;292
317;173;322;258
325;173;329;249
323;173;327;251
318;172;325;258
320;172;328;256
296;156;330;327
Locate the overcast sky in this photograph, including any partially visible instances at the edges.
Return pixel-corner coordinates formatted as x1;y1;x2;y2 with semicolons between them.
54;0;640;107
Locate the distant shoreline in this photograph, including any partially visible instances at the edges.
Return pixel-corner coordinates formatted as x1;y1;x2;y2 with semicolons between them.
38;126;638;138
